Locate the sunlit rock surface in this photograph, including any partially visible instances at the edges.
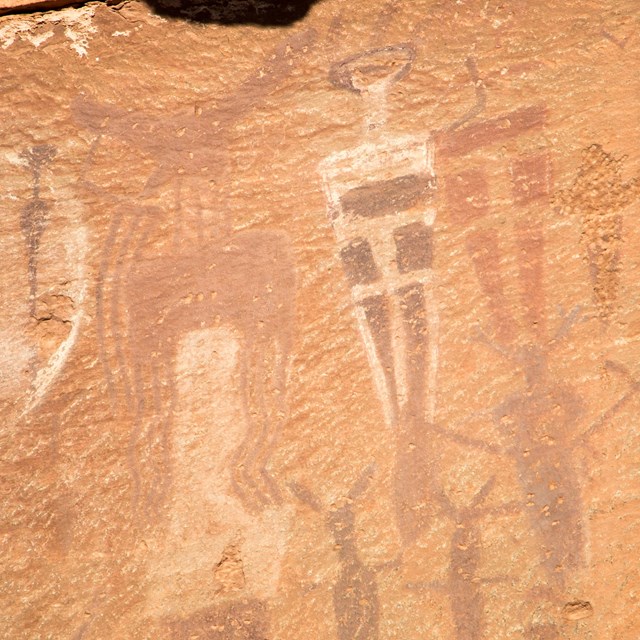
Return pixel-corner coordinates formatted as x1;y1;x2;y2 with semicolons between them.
1;1;639;638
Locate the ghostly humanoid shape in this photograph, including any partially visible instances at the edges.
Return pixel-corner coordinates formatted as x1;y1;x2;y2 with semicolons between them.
319;45;439;543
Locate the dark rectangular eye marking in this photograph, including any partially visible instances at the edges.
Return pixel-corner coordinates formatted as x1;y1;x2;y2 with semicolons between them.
394;221;433;273
340;237;380;285
340;174;435;220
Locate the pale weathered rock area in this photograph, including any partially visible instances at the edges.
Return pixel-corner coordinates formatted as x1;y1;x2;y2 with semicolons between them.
1;0;639;638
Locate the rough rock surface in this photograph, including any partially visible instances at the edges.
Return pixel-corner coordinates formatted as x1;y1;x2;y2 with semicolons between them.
1;1;639;638
0;0;74;16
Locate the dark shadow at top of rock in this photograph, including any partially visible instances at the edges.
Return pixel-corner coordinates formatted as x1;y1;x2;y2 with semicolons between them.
142;0;322;25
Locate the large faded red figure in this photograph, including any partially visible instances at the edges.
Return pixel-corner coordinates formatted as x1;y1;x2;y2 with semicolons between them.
74;30;316;519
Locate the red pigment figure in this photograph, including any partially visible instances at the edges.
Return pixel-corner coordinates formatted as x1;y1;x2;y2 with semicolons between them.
441;127;639;636
121;221;295;516
74;32;315;519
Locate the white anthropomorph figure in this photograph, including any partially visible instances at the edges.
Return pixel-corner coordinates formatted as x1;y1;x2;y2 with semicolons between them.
318;44;440;545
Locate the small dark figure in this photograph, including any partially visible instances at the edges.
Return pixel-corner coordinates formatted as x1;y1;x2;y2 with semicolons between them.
20;144;57;316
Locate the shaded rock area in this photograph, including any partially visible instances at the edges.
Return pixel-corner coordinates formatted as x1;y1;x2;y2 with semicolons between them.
0;0;77;16
1;1;639;639
0;0;320;22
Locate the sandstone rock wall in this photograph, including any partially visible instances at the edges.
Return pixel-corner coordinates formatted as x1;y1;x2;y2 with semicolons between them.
1;1;639;638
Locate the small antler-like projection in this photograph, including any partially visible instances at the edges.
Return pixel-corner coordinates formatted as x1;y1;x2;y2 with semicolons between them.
579;360;640;446
289;465;380;640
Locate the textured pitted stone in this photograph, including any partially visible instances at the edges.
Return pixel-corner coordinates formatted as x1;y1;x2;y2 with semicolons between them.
1;1;639;639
